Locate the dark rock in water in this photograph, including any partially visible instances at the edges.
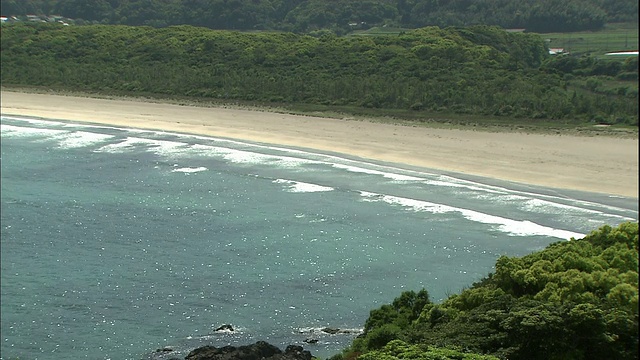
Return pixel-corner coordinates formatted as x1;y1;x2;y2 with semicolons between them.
319;327;360;335
303;338;318;344
283;345;312;359
320;327;340;335
214;324;235;332
156;347;174;353
185;341;312;360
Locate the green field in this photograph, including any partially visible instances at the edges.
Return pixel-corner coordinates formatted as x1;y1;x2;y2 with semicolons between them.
353;23;639;56
350;26;409;36
543;22;639;55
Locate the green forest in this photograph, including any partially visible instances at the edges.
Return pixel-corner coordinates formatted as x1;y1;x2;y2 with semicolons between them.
330;222;638;360
1;0;638;34
1;23;638;126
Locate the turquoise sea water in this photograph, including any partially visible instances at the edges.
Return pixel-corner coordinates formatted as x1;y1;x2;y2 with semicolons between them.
1;115;637;360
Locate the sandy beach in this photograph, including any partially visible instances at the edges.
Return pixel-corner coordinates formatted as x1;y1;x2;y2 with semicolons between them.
1;90;638;198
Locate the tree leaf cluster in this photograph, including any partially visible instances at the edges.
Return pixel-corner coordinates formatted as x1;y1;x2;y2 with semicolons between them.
1;23;637;125
335;222;638;360
1;0;637;33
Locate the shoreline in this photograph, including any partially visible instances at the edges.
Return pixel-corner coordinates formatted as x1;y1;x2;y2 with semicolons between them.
1;90;638;198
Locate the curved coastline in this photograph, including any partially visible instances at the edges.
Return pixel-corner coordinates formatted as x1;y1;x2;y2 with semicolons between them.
1;90;638;199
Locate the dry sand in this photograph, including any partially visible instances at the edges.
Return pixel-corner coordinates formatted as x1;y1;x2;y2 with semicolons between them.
1;90;638;198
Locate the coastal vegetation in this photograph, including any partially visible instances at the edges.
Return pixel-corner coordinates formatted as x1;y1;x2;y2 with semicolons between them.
1;22;638;129
330;222;639;360
1;0;637;34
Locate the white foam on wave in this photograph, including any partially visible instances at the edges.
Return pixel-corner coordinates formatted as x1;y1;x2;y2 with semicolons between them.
517;197;636;221
2;124;127;149
95;137;190;155
360;191;586;240
475;193;637;223
188;137;437;182
56;131;115;148
191;144;320;167
1;115;160;133
185;326;246;340
274;179;334;193
296;327;364;335
424;179;508;194
430;173;637;217
1;116;67;127
332;163;423;181
0;124;68;138
172;167;207;173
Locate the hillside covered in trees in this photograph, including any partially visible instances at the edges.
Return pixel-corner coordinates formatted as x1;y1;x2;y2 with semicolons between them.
331;222;638;360
1;0;638;34
1;23;637;126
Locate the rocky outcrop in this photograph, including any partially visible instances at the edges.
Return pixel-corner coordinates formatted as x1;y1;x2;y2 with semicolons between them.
320;327;357;335
214;324;235;332
185;341;313;360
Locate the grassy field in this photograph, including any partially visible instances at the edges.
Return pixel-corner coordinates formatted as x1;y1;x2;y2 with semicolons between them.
542;22;638;55
350;26;408;36
353;23;639;56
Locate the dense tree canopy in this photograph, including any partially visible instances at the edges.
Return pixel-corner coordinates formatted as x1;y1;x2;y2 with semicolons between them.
332;222;638;360
1;23;637;125
1;0;637;33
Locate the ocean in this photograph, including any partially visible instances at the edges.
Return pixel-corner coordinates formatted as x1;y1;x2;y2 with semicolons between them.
1;115;637;360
